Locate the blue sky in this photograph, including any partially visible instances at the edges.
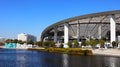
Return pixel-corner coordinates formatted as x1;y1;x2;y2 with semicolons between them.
0;0;120;41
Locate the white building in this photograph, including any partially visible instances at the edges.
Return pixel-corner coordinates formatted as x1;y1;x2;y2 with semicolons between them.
0;37;6;43
18;33;36;42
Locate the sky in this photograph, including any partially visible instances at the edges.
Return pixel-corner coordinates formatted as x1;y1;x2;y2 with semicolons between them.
0;0;120;41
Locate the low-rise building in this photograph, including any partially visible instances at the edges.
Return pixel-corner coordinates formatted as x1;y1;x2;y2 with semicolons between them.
0;37;6;43
18;33;36;42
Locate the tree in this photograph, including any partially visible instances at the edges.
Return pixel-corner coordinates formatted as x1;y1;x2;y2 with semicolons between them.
112;41;117;48
35;41;43;47
73;40;79;47
43;41;55;47
49;41;55;47
17;40;24;44
99;39;105;48
68;40;79;48
81;40;87;46
12;39;18;43
68;41;72;48
90;39;97;47
5;39;13;43
27;40;34;45
85;40;90;46
43;41;49;47
60;43;64;48
23;41;27;44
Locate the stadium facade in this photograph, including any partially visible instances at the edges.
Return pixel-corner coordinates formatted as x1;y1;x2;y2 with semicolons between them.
41;10;120;47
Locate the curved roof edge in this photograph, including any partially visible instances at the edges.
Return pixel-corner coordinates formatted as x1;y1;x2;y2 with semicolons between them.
41;10;120;40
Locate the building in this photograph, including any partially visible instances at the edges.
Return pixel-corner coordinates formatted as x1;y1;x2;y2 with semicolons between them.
41;10;120;48
0;37;6;43
18;33;36;42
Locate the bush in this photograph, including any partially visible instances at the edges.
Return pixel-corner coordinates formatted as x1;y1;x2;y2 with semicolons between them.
43;41;55;47
68;41;72;48
99;39;105;48
5;39;13;43
35;41;43;47
60;43;64;48
73;40;79;47
90;39;97;47
84;50;92;56
112;41;117;48
44;48;93;56
27;40;34;45
17;40;24;44
12;39;18;43
68;40;79;48
81;40;87;46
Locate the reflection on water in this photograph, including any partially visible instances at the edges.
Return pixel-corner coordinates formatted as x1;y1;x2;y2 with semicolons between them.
109;58;116;67
104;57;120;67
62;54;68;67
0;48;120;67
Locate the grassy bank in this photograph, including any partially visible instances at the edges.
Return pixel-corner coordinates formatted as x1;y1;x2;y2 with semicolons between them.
28;48;93;56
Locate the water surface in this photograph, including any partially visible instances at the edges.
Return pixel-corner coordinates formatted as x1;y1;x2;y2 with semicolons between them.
0;48;120;67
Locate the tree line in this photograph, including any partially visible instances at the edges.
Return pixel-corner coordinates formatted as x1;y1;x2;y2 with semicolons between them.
0;39;118;48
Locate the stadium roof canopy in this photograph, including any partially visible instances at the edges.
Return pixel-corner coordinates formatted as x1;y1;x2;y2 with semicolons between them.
41;10;120;40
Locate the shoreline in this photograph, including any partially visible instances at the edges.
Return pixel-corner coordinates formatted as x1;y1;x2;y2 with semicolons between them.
0;46;45;50
1;46;120;57
92;49;120;57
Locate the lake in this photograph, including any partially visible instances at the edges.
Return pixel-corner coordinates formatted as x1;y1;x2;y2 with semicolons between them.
0;48;120;67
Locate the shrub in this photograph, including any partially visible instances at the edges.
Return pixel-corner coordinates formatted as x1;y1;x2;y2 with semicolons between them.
112;41;117;48
17;40;24;44
43;41;55;47
84;50;92;56
27;40;34;45
68;41;72;48
12;39;18;43
35;41;43;47
5;39;13;43
90;39;97;47
60;43;64;48
73;40;79;47
64;49;71;54
44;48;93;56
68;40;79;48
99;39;105;48
81;40;87;46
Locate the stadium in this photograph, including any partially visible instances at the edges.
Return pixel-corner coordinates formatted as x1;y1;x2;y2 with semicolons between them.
41;10;120;47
